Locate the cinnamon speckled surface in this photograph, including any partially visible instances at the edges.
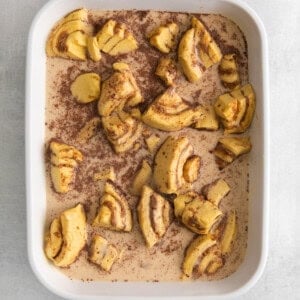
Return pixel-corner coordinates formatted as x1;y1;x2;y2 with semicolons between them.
0;0;299;299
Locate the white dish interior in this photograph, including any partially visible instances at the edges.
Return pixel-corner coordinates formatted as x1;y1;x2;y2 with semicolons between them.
26;0;269;298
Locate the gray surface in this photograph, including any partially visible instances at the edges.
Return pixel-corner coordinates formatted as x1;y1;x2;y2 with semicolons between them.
0;0;299;299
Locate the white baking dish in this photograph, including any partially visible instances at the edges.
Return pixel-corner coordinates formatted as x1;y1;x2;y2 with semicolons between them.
26;0;269;298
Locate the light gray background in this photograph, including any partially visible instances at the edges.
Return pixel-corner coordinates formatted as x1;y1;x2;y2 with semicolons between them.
0;0;299;299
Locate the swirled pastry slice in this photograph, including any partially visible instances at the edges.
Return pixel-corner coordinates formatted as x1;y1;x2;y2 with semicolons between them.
178;28;203;83
149;22;179;53
197;245;223;276
96;20;138;55
50;141;83;193
176;194;223;235
145;134;161;153
44;204;87;267
214;84;255;133
109;31;138;56
193;106;219;131
142;88;205;131
98;63;142;117
174;192;198;218
89;235;119;272
77;117;101;143
102;110;143;153
94;166;116;182
182;236;223;278
87;36;101;62
219;211;237;255
101;23;126;53
219;54;240;90
153;136;195;194
202;178;230;207
191;17;222;69
137;186;171;248
132;160;152;196
46;9;90;60
155;57;177;86
44;218;63;260
93;181;132;232
213;137;251;169
183;155;201;183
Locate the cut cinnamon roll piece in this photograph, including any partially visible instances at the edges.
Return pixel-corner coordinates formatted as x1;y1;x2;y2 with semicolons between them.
174;191;198;218
178;28;203;83
174;192;223;235
96;20;138;55
44;204;87;267
197;245;223;275
183;155;201;183
70;72;101;104
94;166;116;182
213;210;237;255
137;186;171;248
87;36;101;62
191;17;223;69
202;178;231;207
76;117;101;143
44;218;63;260
153;136;197;194
155;57;178;86
145;134;161;153
46;9;91;60
219;54;240;90
182;235;223;278
102;110;143;153
220;211;237;254
142;89;205;132
193;106;219;131
149;22;179;53
98;62;143;117
132;160;152;196
213;137;251;169
214;84;256;133
49;141;83;193
93;181;132;232
89;235;119;272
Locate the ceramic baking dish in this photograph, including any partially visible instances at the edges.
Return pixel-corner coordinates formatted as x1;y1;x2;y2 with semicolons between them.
26;0;269;298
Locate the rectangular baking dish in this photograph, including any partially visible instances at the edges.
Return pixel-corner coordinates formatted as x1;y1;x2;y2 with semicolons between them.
26;0;269;298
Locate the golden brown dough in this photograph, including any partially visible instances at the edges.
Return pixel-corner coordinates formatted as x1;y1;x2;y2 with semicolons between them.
102;110;143;153
89;235;119;271
155;57;177;86
153;136;194;194
93;181;132;232
202;178;231;206
70;73;101;104
149;22;179;53
142;88;205;132
132;160;152;196
214;84;256;133
46;9;90;60
182;236;223;278
50;141;83;193
178;28;203;83
213;137;252;169
137;186;171;248
98;63;142;117
174;192;223;235
219;54;240;90
191;17;222;69
44;204;87;267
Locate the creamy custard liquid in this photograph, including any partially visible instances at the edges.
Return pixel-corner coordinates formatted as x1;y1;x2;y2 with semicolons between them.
45;10;249;282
